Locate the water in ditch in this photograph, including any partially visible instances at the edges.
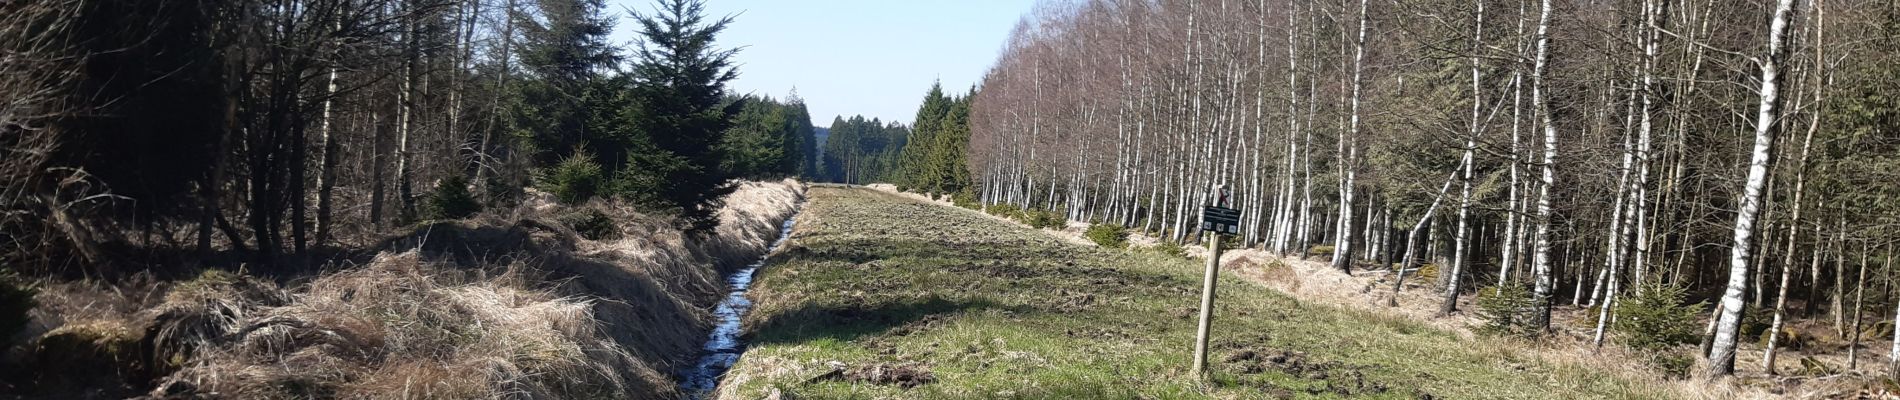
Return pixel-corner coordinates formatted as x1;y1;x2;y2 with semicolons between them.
679;213;799;398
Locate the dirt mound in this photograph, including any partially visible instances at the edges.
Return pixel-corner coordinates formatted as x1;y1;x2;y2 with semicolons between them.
1223;347;1391;396
843;362;935;389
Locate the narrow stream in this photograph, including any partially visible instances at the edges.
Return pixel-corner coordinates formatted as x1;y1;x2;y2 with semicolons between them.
679;213;799;398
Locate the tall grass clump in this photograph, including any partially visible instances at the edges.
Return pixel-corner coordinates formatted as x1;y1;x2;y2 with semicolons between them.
1085;223;1128;249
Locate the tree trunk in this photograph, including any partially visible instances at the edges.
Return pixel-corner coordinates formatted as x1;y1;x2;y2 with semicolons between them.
1849;244;1871;370
395;7;418;223
1446;0;1484;316
314;61;339;245
1393;171;1458;296
1333;0;1369;273
1708;0;1800;376
1527;0;1558;331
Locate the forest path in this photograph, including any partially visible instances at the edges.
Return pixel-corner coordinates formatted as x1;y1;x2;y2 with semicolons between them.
712;186;1708;399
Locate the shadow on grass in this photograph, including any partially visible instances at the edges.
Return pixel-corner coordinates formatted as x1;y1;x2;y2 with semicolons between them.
748;295;1034;347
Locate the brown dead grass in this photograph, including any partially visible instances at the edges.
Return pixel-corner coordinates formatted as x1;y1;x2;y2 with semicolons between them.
10;180;807;399
158;251;640;399
1179;245;1882;399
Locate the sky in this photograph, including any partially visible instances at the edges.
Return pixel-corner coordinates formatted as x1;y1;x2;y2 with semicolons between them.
606;0;1035;127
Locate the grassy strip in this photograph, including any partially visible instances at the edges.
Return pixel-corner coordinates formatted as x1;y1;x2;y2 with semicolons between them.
718;187;1675;399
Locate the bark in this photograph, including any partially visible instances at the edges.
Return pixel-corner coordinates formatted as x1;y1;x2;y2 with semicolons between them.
1445;0;1483;316
1393;171;1459;296
1528;0;1558;331
1849;244;1871;370
1764;64;1824;374
1708;0;1800;376
1333;0;1368;273
314;61;339;245
395;5;418;223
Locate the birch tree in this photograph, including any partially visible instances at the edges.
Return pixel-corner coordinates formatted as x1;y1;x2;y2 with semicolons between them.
1708;0;1801;376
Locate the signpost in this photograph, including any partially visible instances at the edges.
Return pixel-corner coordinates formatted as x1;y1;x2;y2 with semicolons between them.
1191;184;1237;377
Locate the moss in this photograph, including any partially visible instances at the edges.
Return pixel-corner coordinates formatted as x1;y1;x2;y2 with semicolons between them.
29;320;141;388
1307;245;1335;259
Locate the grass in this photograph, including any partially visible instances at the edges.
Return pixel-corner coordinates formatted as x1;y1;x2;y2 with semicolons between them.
717;187;1681;399
5;180;808;399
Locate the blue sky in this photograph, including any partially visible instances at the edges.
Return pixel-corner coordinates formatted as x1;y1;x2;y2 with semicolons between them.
607;0;1035;127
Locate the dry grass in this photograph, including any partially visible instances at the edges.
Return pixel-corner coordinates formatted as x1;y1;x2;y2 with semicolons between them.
8;179;807;398
158;251;639;399
1184;245;1883;399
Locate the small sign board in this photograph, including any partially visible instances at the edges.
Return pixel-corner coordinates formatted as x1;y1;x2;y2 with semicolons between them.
1201;206;1241;235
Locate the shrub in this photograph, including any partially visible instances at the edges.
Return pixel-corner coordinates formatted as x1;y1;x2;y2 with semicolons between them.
560;208;618;241
1307;245;1335;259
484;173;525;207
424;175;483;220
1020;208;1065;229
1085;224;1129;249
1612;283;1701;379
1152;241;1187;258
951;190;981;210
1612;283;1701;350
1475;284;1540;338
0;269;35;352
984;203;1023;220
542;150;603;205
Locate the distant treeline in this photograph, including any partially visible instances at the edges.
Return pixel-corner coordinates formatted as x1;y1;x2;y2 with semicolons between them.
815;83;976;199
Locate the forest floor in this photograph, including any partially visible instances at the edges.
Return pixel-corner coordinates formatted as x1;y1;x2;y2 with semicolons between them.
713;186;1785;399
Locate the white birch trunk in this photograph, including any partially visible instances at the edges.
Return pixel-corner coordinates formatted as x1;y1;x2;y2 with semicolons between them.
1333;0;1369;272
1709;0;1800;376
1445;0;1483;315
1527;0;1561;330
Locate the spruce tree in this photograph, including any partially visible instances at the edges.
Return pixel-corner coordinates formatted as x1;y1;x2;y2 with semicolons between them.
626;0;739;232
515;0;621;166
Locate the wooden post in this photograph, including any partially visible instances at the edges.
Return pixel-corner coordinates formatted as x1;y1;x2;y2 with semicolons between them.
1193;231;1221;376
1192;183;1230;377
